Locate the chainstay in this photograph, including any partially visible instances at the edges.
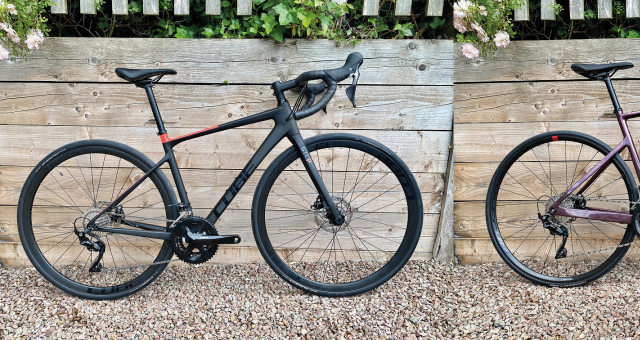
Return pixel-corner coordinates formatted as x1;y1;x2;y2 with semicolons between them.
91;211;187;271
541;195;640;259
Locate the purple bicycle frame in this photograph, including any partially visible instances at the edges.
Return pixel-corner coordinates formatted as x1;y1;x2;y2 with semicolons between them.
551;108;640;225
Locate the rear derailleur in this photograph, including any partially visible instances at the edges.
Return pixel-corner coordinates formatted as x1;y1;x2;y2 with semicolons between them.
73;229;105;273
538;212;569;259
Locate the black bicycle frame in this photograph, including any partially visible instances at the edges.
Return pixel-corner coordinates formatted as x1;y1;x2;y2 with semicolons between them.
87;79;344;240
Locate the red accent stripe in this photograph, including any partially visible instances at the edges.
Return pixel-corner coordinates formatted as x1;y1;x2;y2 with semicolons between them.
160;125;219;143
552;136;558;141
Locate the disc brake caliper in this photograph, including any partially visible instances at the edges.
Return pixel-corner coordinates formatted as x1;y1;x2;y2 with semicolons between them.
539;213;569;259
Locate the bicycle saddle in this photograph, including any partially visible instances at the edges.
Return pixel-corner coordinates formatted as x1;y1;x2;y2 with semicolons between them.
571;62;634;79
115;68;177;82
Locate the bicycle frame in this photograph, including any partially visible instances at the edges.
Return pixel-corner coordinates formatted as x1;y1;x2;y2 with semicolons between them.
86;79;344;240
551;77;639;225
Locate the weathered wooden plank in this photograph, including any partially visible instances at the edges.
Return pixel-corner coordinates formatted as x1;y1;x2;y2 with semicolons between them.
628;0;640;18
454;81;640;124
453;238;640;264
51;0;68;14
113;0;128;15
454;121;640;163
0;166;444;212
514;0;530;21
174;0;189;15
237;0;252;15
0;126;451;173
432;150;454;263
454;160;637;202
0;205;437;266
395;0;412;16
362;0;380;16
4;38;452;86
454;39;640;83
426;0;444;16
143;0;159;15
206;0;221;15
570;0;584;19
80;0;96;14
0;83;453;131
598;0;612;19
541;0;556;20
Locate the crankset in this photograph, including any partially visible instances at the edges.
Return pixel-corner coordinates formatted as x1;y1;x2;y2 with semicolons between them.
171;216;241;264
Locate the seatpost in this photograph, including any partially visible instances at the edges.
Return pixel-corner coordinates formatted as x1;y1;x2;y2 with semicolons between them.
603;77;622;112
136;81;167;135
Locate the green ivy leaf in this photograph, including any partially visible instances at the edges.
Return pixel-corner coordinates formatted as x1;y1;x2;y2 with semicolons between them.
429;17;446;29
269;25;285;42
202;27;215;37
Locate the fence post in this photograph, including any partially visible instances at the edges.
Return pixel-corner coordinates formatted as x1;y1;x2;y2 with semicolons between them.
51;0;67;14
432;147;455;264
144;0;159;15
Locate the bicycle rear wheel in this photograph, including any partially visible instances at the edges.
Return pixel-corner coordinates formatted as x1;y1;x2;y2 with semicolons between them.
486;131;637;286
17;140;178;299
252;133;423;296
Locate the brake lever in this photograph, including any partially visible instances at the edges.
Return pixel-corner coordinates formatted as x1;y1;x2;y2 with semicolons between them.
345;66;360;107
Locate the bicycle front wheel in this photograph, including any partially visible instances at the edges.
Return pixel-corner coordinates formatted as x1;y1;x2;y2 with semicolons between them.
17;140;178;299
486;131;637;287
252;133;423;296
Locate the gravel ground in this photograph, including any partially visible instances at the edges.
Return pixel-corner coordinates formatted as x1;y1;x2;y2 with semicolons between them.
2;259;640;339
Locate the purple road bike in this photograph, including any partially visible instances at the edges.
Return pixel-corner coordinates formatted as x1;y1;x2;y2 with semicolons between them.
486;62;640;286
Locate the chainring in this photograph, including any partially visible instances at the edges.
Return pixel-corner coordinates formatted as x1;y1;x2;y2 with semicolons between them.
170;216;219;264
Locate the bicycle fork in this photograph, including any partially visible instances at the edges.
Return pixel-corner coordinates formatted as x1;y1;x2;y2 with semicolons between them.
288;133;345;226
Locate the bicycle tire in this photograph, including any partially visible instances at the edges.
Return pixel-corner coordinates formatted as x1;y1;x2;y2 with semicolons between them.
252;133;423;296
17;140;178;300
486;131;637;287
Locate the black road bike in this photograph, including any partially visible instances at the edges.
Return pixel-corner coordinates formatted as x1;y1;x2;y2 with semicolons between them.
17;53;424;299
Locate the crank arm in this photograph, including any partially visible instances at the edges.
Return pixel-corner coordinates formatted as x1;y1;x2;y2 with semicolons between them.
185;229;241;245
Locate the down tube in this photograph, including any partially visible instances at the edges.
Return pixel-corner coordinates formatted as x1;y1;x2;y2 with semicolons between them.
205;125;290;225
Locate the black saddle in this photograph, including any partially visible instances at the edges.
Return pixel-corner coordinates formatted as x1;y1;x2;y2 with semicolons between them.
115;68;177;82
571;63;634;79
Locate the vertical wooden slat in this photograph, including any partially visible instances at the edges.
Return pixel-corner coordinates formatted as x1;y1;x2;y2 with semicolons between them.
426;0;444;16
143;0;159;15
51;0;67;14
598;0;612;19
395;0;412;16
206;0;221;15
432;149;455;264
80;0;96;14
570;0;584;19
513;0;530;21
174;0;189;15
363;0;379;16
541;0;555;20
627;0;639;18
237;0;252;15
113;0;128;15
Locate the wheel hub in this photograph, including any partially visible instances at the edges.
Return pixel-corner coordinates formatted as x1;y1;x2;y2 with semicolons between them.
544;194;579;224
314;196;353;233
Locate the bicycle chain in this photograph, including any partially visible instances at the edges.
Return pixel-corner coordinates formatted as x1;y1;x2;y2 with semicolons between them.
550;196;640;259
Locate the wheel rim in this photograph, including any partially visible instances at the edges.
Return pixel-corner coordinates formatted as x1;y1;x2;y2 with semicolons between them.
257;140;420;289
490;136;635;282
21;147;174;291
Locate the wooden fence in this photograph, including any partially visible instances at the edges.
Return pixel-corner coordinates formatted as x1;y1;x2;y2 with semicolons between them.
514;0;638;20
453;39;640;263
50;0;445;18
0;38;453;267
